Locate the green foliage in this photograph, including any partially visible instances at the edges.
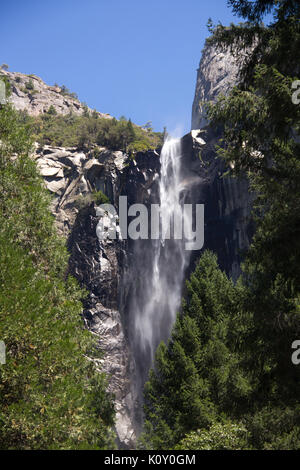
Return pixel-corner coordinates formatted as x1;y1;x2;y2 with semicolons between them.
74;190;110;211
0;73;11;98
47;105;57;116
58;84;78;100
207;0;300;86
175;421;249;450
0;104;115;449
142;250;300;450
25;79;34;91
140;251;251;450
229;0;285;23
207;1;300;416
22;111;163;153
93;190;110;205
20;78;38;96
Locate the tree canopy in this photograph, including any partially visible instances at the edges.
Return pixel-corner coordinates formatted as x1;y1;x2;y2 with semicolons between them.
0;103;116;449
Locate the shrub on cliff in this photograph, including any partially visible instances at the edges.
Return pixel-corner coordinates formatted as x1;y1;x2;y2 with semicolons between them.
59;84;78;100
25;79;34;91
74;190;110;211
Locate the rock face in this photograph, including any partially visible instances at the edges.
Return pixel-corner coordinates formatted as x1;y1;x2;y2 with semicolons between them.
34;144;127;237
190;41;253;279
1;69;112;118
180;130;253;280
33;143;160;447
191;41;242;130
67;204;137;448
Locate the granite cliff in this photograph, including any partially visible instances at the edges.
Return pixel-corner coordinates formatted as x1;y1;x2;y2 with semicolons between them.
190;41;253;279
191;40;241;130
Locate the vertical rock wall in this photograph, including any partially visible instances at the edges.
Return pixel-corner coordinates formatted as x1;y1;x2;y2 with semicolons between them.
190;41;253;279
34;144;161;448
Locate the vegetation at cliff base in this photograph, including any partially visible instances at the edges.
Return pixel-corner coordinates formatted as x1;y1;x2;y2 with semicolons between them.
0;104;115;449
141;0;300;450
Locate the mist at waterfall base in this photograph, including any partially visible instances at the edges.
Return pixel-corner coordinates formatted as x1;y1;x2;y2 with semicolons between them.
127;137;197;395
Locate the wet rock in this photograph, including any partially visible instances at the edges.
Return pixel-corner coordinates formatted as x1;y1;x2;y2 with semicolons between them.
190;42;254;280
180;130;253;280
33;142;159;448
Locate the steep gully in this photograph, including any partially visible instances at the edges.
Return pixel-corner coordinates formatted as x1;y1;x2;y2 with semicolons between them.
26;42;253;447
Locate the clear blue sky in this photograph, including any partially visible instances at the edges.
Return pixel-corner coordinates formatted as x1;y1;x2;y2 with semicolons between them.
2;0;247;134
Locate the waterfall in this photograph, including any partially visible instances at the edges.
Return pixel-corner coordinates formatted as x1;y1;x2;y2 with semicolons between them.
128;137;193;390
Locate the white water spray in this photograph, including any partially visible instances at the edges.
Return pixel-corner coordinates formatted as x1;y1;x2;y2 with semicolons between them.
130;138;193;382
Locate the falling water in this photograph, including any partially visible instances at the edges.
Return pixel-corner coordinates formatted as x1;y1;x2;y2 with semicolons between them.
129;137;193;390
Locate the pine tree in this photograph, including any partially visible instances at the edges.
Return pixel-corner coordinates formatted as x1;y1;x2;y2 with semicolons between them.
206;0;300;449
0;104;116;449
140;251;250;449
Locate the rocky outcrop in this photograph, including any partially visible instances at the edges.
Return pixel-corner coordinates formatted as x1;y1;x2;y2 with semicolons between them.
33;144;127;237
1;70;112;118
191;41;253;279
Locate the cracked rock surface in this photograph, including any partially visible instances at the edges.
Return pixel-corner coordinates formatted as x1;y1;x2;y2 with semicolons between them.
33;142;160;448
